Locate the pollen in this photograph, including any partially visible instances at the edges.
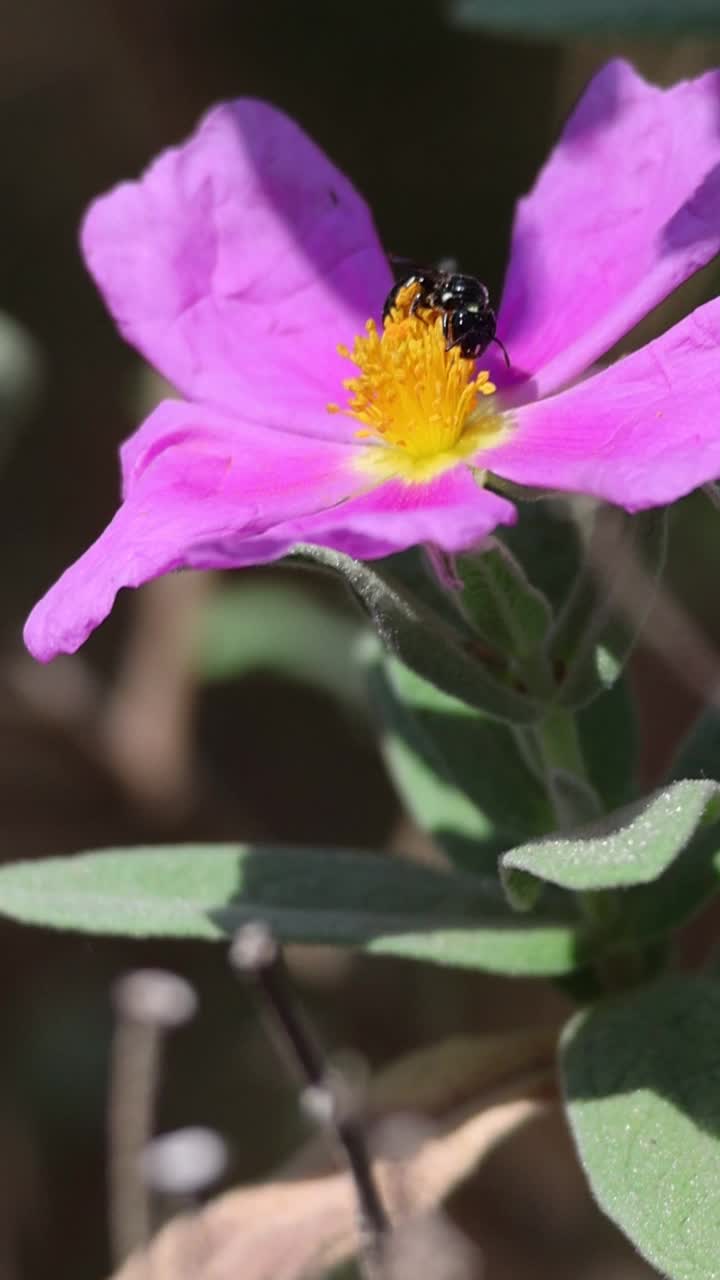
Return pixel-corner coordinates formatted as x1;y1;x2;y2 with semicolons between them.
328;284;508;484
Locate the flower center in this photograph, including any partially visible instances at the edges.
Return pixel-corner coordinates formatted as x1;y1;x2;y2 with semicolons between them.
328;284;508;483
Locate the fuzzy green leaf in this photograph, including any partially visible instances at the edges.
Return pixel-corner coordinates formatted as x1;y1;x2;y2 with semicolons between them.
619;817;720;947
455;539;552;659
369;672;500;874
0;846;583;976
577;676;638;811
562;975;720;1280
367;650;553;871
501;779;718;902
498;499;582;614
377;545;473;633
550;508;668;710
291;546;540;724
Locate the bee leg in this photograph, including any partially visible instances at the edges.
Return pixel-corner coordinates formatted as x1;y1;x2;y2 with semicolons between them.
410;299;435;329
407;280;429;317
442;312;457;351
492;336;511;368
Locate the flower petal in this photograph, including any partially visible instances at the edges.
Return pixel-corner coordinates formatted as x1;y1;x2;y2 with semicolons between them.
483;296;720;509
117;398;361;503
497;59;720;397
25;410;516;660
254;467;517;561
82;100;391;439
24;401;365;661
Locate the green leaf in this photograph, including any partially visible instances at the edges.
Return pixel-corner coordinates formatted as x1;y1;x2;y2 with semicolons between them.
369;671;499;874
0;845;583;976
368;650;553;872
450;0;720;33
550;508;668;709
456;539;552;660
562;975;720;1280
377;545;472;634
501;780;719;903
291;545;540;724
196;580;364;708
577;676;638;811
498;499;582;615
368;650;548;860
619;817;720;947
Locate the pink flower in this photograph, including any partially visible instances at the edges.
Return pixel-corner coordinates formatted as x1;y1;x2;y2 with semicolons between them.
25;59;720;661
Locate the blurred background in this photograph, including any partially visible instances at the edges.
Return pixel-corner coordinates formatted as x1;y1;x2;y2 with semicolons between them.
2;2;720;1276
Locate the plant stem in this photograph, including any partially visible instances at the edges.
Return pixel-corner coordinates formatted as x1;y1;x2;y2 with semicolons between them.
536;707;586;778
230;923;390;1275
532;707;602;830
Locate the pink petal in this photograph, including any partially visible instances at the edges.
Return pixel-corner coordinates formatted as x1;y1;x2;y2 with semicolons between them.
483;296;720;509
251;467;517;562
497;59;720;397
24;401;364;661
118;399;359;502
82;100;391;441
25;394;516;661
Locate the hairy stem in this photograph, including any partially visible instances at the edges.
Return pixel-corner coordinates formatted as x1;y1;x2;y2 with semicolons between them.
532;708;601;831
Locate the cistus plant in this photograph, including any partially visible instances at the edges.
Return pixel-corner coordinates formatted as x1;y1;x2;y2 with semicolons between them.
9;57;720;1279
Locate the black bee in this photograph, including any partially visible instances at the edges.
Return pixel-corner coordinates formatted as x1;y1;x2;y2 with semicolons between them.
383;265;510;367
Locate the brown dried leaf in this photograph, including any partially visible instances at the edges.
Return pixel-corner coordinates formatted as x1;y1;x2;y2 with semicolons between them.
282;1025;559;1182
368;1026;558;1118
114;1094;547;1280
110;1028;557;1280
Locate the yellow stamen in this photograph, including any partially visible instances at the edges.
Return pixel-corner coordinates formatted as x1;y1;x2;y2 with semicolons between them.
328;284;509;484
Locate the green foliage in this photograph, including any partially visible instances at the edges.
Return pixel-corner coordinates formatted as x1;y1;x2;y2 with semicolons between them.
449;0;720;33
291;545;540;723
549;508;668;710
0;846;583;976
368;663;500;874
455;539;552;660
620;816;720;947
501;779;719;906
367;648;554;871
562;976;720;1280
197;579;364;707
498;499;582;614
577;676;638;811
376;545;472;633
